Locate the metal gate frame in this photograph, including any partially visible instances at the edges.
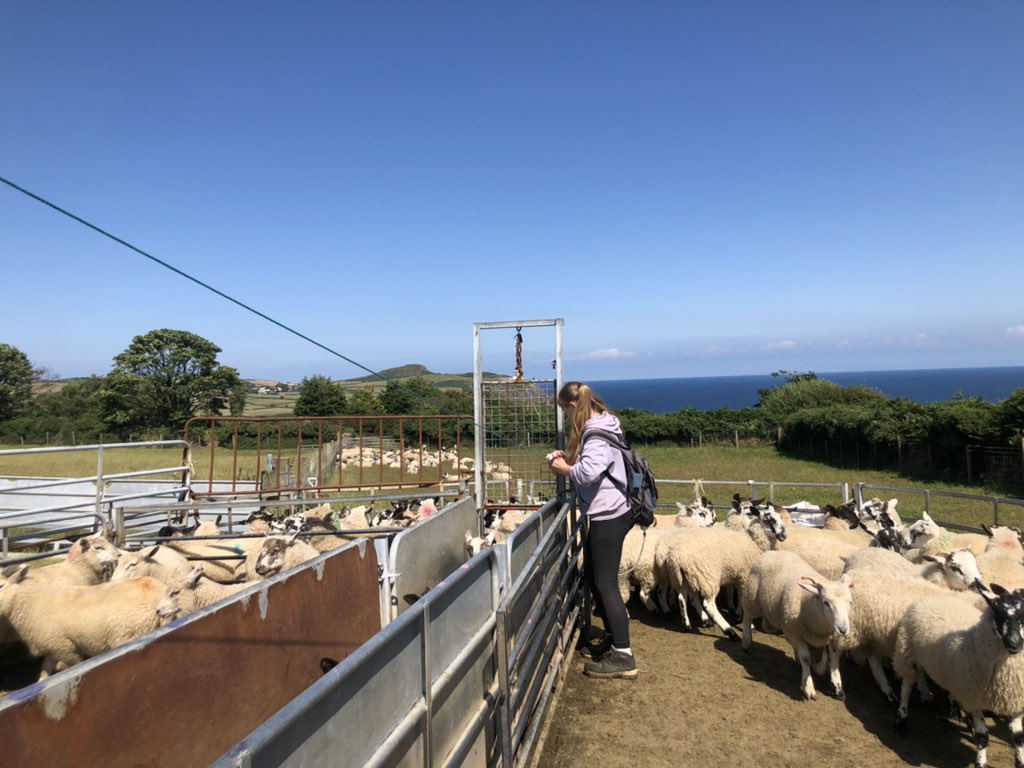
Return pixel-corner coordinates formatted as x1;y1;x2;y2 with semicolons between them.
472;319;565;512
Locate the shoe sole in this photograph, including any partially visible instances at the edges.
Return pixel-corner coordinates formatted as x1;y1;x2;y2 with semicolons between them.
583;668;638;680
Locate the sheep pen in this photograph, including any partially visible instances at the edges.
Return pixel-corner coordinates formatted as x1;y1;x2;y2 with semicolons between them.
534;591;1020;768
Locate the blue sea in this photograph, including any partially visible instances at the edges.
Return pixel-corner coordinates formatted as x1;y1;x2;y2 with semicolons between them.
590;366;1024;414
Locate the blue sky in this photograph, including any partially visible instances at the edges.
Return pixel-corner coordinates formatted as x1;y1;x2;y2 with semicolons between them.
2;3;1022;384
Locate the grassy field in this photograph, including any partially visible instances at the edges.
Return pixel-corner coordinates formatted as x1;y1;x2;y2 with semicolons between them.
2;442;1020;529
243;392;300;417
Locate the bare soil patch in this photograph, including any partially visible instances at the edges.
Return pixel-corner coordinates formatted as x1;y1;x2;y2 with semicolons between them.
534;598;1016;768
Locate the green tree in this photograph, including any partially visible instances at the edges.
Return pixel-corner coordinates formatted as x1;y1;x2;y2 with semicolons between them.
99;329;242;436
294;375;347;416
379;377;442;415
347;386;383;415
0;343;36;423
996;388;1024;443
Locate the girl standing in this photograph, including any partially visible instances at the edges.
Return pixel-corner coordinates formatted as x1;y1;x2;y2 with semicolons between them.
548;381;637;680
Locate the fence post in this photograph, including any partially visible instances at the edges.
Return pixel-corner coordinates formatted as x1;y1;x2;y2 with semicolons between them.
966;446;972;484
734;430;739;449
698;429;703;448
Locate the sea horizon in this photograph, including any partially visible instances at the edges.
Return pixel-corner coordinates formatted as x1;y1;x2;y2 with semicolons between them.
589;365;1024;414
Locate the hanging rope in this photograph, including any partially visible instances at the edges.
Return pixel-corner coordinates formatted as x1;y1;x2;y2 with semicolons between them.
513;327;524;382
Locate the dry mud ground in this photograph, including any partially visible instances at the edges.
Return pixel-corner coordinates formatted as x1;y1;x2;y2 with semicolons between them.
534;597;1017;768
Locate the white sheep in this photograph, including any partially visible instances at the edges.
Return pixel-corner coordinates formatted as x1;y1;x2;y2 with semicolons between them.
672;497;717;528
619;526;675;613
0;564;180;679
300;503;364;551
111;544;194;585
977;550;1024;591
165;534;262;582
244;532;321;580
192;514;223;537
488;509;532;544
837;555;982;703
168;566;252;614
893;584;1024;768
904;511;989;562
29;534;121;585
658;505;789;639
464;529;498;556
740;550;854;700
777;527;862;580
844;545;985;594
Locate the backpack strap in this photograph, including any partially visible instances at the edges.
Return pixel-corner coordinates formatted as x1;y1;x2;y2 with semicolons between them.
580;429;629;495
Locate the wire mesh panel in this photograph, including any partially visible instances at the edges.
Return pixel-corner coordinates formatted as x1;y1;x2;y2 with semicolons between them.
473;319;564;511
480;380;559;506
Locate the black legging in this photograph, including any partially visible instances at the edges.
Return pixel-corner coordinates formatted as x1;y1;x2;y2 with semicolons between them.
585;513;634;649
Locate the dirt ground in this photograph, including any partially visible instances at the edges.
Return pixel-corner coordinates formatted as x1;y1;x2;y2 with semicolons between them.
533;597;1016;768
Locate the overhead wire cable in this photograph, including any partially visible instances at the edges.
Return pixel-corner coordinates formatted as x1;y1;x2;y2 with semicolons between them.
0;174;492;426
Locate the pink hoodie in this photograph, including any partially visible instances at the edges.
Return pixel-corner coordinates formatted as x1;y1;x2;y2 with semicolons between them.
568;411;630;522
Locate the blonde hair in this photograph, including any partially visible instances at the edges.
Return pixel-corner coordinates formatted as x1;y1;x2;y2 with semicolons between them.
558;381;613;461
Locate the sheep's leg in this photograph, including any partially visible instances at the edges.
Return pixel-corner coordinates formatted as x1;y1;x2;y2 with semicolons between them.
656;583;672;614
968;710;990;768
671;581;692;629
790;638;816;700
741;609;754;651
701;593;739;640
812;647;829;676
895;675;913;732
867;654;897;703
1009;713;1023;768
637;585;658;613
827;645;845;701
914;668;933;702
687;590;705;631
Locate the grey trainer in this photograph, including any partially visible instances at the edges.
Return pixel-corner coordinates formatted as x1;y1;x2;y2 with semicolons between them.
580;634;613;660
583;649;638;680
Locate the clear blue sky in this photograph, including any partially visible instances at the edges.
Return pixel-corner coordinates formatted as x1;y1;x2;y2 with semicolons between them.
2;3;1022;384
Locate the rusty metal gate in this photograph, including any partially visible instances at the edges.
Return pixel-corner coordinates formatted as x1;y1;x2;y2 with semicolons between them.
183;414;474;502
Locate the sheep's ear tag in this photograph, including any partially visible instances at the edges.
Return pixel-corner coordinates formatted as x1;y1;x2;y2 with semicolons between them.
332;511;343;528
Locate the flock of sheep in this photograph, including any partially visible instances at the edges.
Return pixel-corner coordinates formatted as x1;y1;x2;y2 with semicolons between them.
616;494;1024;768
0;497;440;688
7;488;1024;766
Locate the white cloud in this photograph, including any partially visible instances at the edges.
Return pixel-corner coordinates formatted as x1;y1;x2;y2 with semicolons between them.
1006;325;1024;336
762;340;797;352
577;347;636;361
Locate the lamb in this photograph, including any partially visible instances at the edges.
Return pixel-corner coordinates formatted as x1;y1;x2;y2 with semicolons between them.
740;550;854;700
244;532;321;580
300;503;363;551
619;526;675;612
777;527;862;580
0;564;180;679
821;500;861;530
192;514;223;537
844;546;985;594
29;534;121;585
169;566;252;614
859;497;902;530
111;544;194;585
904;511;989;562
837;553;984;703
672;497;717;528
977;550;1024;591
489;509;532;544
658;504;789;639
893;584;1024;768
165;534;263;582
465;529;498;556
